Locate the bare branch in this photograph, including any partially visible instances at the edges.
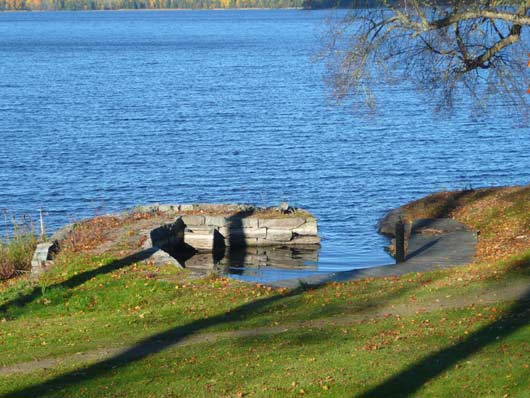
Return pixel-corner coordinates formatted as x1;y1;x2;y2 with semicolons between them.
321;0;530;112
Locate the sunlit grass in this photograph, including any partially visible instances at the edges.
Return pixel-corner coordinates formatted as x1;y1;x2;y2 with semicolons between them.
0;188;528;397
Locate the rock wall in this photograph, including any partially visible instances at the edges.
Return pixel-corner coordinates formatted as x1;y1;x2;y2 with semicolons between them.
181;213;319;251
31;203;320;276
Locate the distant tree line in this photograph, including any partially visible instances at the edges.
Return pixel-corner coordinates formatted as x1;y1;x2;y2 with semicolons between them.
0;0;481;12
0;0;412;10
301;0;382;9
302;0;460;10
0;0;305;11
0;0;416;10
301;0;473;10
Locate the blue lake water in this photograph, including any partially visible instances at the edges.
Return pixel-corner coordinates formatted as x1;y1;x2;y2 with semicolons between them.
0;10;529;282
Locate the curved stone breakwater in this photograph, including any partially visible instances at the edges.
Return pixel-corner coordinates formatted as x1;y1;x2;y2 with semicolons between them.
31;203;320;276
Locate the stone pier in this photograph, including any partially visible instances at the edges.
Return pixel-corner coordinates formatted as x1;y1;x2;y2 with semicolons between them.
31;203;321;275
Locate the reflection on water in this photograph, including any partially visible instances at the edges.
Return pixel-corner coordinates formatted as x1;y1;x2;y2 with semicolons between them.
178;245;323;283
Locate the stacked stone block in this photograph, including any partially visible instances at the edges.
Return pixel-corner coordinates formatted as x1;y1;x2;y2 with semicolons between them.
31;203;320;276
181;214;320;251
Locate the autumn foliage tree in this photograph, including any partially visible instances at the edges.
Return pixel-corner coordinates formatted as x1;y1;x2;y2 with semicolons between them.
0;0;302;9
322;1;530;111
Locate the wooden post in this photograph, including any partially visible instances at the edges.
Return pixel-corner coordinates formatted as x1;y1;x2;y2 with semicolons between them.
395;218;406;263
39;209;46;240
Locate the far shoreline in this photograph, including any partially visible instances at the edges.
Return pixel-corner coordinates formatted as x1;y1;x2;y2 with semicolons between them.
0;7;309;13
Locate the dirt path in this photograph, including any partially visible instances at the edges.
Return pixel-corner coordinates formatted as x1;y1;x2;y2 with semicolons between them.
1;281;528;377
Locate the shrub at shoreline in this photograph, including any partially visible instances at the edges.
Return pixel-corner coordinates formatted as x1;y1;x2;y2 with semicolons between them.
0;213;38;280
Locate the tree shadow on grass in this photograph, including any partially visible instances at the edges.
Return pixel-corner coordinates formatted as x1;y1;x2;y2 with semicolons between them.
0;284;318;397
354;287;530;398
419;188;498;220
0;248;155;318
503;252;530;277
0;268;439;397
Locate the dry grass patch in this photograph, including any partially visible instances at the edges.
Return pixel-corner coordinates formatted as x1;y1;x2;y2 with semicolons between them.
61;212;158;254
0;213;38;281
400;185;530;262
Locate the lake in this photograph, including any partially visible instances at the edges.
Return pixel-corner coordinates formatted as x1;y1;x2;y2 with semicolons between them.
0;10;528;282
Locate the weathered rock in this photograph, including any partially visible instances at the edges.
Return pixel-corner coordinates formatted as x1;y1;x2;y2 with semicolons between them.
258;218;305;229
149;219;185;248
148;249;183;268
181;215;205;226
243;237;259;246
290;235;321;245
157;204;179;213
255;238;284;246
204;215;228;227
244;228;268;239
133;204;161;213
184;228;220;251
185;225;213;232
219;227;267;239
31;241;59;276
219;216;259;228
377;208;404;237
223;236;260;247
240;218;259;228
217;226;229;236
266;229;293;241
293;221;318;236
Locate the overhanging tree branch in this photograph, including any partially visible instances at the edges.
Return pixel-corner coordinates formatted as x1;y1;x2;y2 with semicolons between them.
322;0;530;111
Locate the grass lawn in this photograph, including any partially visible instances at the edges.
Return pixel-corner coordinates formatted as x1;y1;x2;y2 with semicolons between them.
0;186;529;397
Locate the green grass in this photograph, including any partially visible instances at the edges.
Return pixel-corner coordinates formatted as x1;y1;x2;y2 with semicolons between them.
1;188;529;397
0;247;529;397
1;302;528;397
